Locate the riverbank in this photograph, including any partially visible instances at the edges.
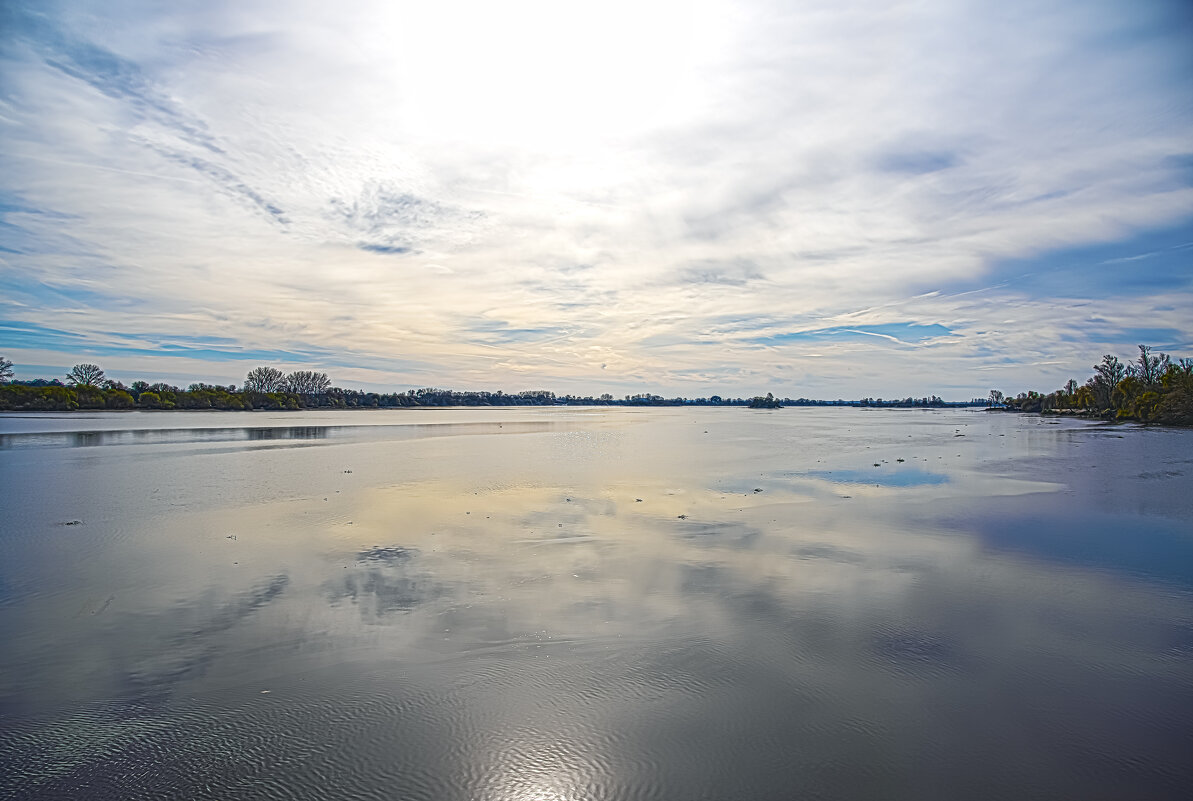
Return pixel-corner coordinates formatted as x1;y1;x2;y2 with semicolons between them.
986;406;1191;427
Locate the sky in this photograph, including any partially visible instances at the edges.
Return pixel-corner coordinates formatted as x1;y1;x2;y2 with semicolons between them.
1;0;1191;400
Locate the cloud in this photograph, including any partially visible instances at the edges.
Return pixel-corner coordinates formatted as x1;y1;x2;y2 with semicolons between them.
1;0;1191;397
2;4;224;155
329;186;485;255
135;138;289;225
677;260;766;287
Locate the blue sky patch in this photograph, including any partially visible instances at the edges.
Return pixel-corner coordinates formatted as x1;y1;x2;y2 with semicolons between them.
358;243;412;255
946;218;1193;298
874;150;958;174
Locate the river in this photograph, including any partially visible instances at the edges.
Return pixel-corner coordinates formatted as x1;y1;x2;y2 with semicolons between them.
1;407;1191;799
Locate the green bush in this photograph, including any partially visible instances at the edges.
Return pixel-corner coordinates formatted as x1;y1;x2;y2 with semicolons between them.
105;390;135;409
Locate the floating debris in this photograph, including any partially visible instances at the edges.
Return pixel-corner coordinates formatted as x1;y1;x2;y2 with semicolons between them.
62;520;82;526
677;514;687;519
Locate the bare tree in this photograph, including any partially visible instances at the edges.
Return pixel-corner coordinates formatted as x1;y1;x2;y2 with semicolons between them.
0;355;13;382
1128;344;1169;386
243;366;285;393
283;371;331;396
1088;354;1126;409
66;363;105;387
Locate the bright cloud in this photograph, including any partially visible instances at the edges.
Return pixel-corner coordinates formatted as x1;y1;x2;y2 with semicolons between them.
1;0;1190;397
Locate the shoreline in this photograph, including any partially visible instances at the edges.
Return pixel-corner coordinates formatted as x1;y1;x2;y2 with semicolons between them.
985;406;1191;428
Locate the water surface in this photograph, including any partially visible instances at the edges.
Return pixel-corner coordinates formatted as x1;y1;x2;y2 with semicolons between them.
1;408;1191;799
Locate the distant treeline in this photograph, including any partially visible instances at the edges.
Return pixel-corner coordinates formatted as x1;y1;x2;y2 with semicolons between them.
0;359;987;412
991;345;1192;426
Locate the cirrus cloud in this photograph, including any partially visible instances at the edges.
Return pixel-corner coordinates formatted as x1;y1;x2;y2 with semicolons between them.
1;0;1190;397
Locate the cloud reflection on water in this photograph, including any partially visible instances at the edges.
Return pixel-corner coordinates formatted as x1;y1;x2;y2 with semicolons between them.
2;409;1191;798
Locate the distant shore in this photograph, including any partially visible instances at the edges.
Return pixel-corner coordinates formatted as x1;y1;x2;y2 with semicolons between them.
1;402;985;414
3;343;1188;424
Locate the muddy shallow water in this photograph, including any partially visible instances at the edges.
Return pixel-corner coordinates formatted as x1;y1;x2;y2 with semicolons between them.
1;407;1191;800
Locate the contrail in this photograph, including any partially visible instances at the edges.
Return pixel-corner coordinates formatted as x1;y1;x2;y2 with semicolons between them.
839;329;907;345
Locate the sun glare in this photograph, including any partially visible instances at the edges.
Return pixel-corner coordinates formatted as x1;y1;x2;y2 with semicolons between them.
379;0;724;148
